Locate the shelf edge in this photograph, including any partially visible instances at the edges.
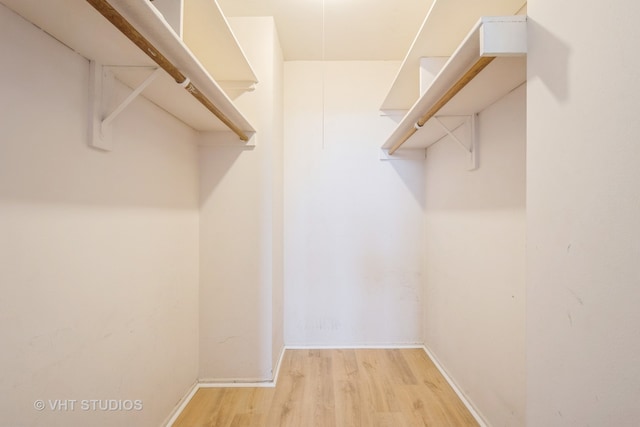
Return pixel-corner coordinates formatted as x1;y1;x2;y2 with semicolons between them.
380;0;527;111
382;16;527;155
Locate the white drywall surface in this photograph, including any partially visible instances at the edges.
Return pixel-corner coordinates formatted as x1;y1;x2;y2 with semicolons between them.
0;5;199;426
198;17;284;381
423;85;526;426
527;1;640;424
284;61;425;346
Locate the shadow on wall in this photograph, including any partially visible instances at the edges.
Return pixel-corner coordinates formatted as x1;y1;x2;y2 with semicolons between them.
380;111;426;210
527;18;572;103
386;157;427;210
0;75;200;210
424;84;527;212
198;145;248;208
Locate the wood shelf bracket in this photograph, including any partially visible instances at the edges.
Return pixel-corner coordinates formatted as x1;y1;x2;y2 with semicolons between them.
433;114;479;170
89;60;161;151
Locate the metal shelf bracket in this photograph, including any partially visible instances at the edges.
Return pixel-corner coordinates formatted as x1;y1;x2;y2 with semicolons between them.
89;60;161;151
433;114;479;170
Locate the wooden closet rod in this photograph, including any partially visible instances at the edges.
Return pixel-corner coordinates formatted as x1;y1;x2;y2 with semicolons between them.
388;56;495;155
86;0;250;141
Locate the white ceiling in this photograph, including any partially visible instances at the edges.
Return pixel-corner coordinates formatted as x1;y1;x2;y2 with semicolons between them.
216;0;435;61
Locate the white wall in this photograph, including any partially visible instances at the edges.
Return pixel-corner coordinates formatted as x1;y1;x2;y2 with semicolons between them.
270;26;286;368
284;61;425;346
198;17;284;381
0;5;199;426
527;1;640;425
423;86;526;426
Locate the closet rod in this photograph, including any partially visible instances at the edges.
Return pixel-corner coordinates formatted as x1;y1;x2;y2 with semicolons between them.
388;56;495;155
86;0;250;142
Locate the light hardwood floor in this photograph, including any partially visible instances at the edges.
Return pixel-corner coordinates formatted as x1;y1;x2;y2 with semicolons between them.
172;348;479;427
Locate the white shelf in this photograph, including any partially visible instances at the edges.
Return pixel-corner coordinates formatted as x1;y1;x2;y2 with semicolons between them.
1;0;256;134
380;0;526;113
381;16;526;153
182;0;257;89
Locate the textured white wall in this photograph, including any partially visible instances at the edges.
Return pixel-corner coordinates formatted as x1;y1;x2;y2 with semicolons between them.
198;17;284;381
0;5;199;426
284;61;425;346
423;85;526;426
527;1;640;425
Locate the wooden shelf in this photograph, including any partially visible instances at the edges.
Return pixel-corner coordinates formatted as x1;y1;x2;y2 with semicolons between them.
1;0;256;135
380;0;526;113
381;16;526;154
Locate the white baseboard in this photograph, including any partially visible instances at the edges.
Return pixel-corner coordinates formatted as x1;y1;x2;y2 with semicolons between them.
198;379;275;388
164;381;199;427
272;345;286;387
285;343;424;350
421;345;488;427
164;345;287;425
165;345;487;427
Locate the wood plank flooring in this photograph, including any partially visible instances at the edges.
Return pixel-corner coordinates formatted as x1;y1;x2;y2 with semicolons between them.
172;348;479;427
